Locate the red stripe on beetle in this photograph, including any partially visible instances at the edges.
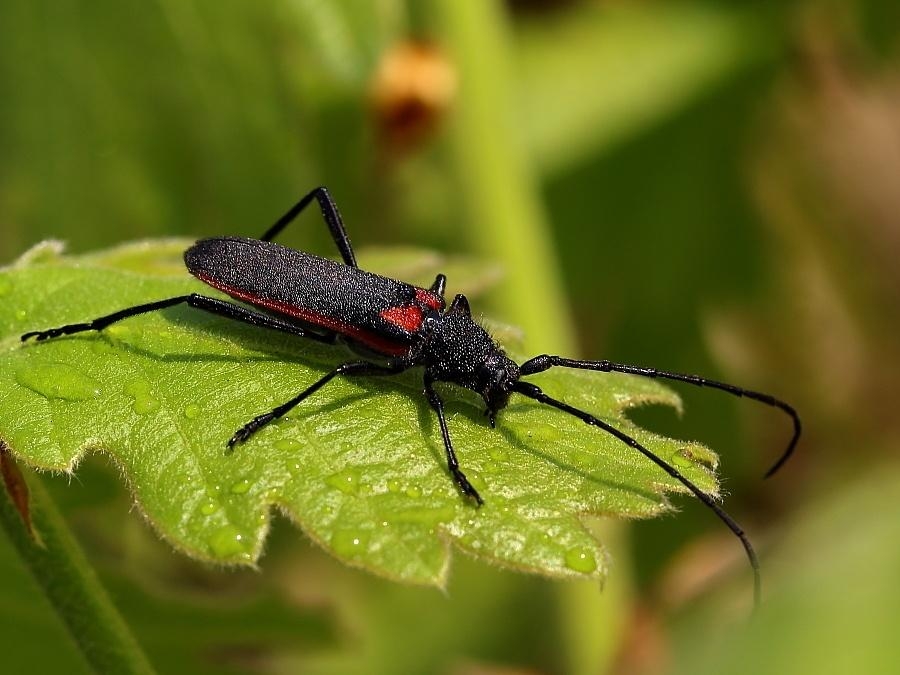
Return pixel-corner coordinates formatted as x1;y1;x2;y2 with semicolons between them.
379;305;424;332
194;272;412;357
415;288;443;311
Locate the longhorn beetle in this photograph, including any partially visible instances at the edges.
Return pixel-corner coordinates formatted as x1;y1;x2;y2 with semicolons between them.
22;187;800;603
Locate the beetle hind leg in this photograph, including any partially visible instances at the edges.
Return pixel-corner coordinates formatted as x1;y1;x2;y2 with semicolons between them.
21;294;339;344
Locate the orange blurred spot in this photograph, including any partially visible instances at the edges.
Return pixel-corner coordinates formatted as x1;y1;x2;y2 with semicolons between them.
370;41;457;150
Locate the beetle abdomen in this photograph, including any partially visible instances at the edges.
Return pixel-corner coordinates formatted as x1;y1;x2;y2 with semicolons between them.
185;237;435;355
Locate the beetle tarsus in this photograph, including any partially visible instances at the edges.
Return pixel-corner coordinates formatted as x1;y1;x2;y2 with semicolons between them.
454;471;484;506
228;414;274;448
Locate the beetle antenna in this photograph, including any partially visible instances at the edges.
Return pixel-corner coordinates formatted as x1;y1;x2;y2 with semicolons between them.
512;380;761;608
519;355;800;478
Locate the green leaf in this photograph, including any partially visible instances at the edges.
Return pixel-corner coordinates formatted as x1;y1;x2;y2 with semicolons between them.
0;240;718;586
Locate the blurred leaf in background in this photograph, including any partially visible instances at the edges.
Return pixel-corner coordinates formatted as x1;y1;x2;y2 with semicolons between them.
2;0;899;673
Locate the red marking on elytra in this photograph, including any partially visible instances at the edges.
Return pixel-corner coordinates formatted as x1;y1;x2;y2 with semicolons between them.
380;305;424;332
415;288;443;311
194;271;411;357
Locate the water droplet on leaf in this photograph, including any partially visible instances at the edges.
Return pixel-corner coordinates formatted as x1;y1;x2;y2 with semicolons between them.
564;547;597;574
124;378;159;414
481;460;498;474
488;447;508;462
331;528;370;557
230;478;251;495
326;468;360;495
275;439;303;452
209;525;249;558
390;505;455;526
672;449;693;469
15;363;102;401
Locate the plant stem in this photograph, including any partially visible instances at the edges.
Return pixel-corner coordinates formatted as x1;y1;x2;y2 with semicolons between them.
430;0;574;354
430;3;633;674
0;457;156;675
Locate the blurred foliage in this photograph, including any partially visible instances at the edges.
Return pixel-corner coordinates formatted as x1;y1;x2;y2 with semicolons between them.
1;0;899;673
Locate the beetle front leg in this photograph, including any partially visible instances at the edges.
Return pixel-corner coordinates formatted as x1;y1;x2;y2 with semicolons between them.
423;375;483;506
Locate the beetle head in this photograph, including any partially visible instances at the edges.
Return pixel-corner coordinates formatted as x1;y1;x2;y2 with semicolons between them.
479;351;520;426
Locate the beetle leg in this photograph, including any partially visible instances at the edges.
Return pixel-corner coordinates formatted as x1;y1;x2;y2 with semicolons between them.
259;187;357;268
423;375;483;505
428;274;446;299
21;294;338;344
228;359;409;447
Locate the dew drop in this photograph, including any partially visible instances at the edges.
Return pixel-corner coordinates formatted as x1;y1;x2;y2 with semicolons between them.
124;378;159;415
481;461;498;475
405;485;422;498
525;421;558;444
326;468;360;495
106;324;132;341
672;449;693;469
199;500;218;515
387;479;401;493
275;439;303;452
184;404;201;419
390;505;455;525
15;309;27;321
209;525;249;558
230;478;252;495
330;528;370;557
564;547;598;574
488;447;508;462
15;363;102;401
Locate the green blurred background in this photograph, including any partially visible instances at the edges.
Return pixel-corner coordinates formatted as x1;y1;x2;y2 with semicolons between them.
2;1;899;673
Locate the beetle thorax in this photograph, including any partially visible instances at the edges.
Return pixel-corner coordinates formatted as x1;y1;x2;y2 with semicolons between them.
421;313;520;413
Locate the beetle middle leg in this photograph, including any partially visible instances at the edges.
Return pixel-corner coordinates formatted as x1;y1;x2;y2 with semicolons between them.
259;187;357;268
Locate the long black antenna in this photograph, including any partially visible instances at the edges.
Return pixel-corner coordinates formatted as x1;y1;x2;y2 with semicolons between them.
512;380;762;607
519;355;801;478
